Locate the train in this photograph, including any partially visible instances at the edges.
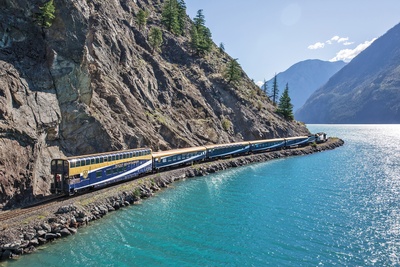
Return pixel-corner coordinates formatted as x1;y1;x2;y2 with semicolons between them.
51;133;327;196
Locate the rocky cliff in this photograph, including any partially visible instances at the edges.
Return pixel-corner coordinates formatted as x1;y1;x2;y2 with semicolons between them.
0;0;309;208
296;23;400;123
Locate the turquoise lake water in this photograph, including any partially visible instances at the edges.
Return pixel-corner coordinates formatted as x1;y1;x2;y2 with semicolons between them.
4;125;400;266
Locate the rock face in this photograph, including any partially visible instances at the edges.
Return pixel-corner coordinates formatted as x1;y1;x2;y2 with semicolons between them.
296;23;400;123
0;0;309;208
265;59;346;112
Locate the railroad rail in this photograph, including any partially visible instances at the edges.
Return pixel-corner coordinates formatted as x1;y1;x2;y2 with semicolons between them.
0;195;66;223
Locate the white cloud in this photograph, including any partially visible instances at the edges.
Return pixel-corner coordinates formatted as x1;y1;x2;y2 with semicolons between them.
308;42;325;50
256;81;264;87
337;37;349;43
343;41;354;46
326;35;349;45
330;36;340;42
330;38;377;62
315;35;352;48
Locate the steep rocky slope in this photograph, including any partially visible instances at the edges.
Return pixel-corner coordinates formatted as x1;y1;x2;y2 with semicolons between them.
0;0;309;208
265;59;346;112
296;23;400;123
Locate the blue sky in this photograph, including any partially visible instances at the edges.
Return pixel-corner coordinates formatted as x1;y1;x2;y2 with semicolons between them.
185;1;400;85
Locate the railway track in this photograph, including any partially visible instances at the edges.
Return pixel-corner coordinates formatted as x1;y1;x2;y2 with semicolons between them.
0;195;65;223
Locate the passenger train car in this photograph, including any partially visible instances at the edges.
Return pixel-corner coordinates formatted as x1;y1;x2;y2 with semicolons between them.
51;148;152;195
51;133;327;195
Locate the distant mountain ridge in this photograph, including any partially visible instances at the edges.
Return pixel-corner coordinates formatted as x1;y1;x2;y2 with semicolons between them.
265;59;346;112
296;23;400;123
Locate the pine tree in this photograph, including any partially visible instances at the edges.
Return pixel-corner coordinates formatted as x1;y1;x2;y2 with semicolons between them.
177;0;186;35
190;25;199;53
191;9;213;55
262;79;268;96
271;74;279;106
137;9;148;31
161;0;180;34
276;83;294;120
219;42;225;52
37;0;56;28
224;58;242;84
148;27;163;53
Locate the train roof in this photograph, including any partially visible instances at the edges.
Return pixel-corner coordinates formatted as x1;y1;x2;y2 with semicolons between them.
284;136;309;140
152;146;206;157
204;141;250;149
248;138;285;144
53;147;152;161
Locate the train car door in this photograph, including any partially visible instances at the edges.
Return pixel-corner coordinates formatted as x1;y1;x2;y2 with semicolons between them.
51;159;69;194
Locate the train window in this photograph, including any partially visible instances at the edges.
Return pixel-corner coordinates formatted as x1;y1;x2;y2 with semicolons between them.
130;153;133;158
108;156;111;161
91;158;95;164
81;160;86;167
95;158;99;164
100;157;103;163
162;158;166;163
106;169;111;176
70;162;76;168
86;159;90;165
112;155;116;161
96;171;102;178
76;161;81;167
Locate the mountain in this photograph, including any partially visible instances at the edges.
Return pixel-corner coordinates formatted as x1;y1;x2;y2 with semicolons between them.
0;0;309;208
265;59;346;112
296;23;400;123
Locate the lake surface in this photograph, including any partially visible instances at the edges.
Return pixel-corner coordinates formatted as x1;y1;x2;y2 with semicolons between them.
5;125;400;266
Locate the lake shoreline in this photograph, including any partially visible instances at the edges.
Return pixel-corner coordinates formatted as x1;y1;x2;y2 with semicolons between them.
0;138;344;262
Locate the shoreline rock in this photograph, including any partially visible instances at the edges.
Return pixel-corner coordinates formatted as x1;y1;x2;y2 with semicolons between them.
0;138;344;262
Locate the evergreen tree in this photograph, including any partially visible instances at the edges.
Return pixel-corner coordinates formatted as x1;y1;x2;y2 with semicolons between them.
193;9;206;30
136;9;148;31
262;79;268;96
191;9;213;55
219;42;225;52
190;25;199;52
37;0;56;28
224;58;242;84
148;27;163;53
271;74;279;106
161;0;180;34
177;0;186;35
276;83;294;120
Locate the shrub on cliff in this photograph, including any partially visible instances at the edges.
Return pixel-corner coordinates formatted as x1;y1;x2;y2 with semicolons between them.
223;59;242;84
149;27;163;53
136;9;149;31
37;0;55;28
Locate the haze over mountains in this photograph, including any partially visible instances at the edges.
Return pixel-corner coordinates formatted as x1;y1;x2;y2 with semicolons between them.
296;23;400;123
265;59;346;112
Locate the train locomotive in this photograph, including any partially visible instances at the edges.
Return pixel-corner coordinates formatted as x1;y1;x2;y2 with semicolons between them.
51;133;327;196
